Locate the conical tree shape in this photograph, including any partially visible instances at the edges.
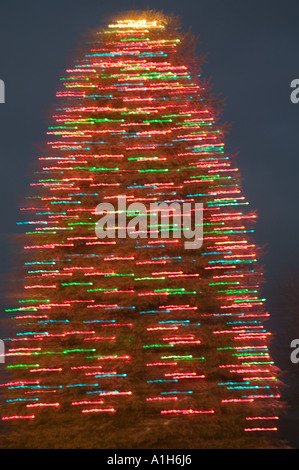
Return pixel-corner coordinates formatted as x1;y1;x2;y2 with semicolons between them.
0;12;284;449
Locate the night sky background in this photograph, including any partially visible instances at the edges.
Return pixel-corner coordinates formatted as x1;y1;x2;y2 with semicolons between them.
0;0;298;447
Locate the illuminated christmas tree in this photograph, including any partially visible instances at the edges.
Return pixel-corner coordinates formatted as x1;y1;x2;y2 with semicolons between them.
0;12;284;448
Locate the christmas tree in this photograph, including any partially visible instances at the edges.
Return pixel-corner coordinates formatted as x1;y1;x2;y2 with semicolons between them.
0;11;284;449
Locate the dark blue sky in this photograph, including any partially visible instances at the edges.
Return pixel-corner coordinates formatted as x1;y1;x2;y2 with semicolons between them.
0;0;298;445
1;0;298;289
